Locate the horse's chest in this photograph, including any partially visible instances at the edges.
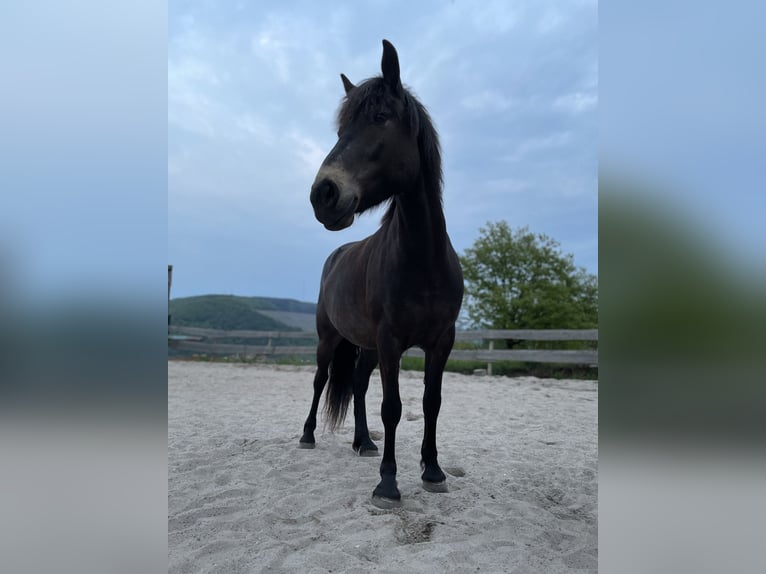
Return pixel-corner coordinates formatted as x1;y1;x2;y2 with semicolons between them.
323;246;462;349
385;260;461;311
394;289;454;319
387;278;460;320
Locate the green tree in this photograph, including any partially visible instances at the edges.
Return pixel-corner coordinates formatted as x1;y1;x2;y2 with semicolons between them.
460;222;597;335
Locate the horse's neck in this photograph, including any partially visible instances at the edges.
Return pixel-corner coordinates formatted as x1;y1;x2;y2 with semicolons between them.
388;180;450;262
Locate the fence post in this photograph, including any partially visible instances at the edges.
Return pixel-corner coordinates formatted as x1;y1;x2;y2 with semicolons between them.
168;265;173;327
487;339;493;375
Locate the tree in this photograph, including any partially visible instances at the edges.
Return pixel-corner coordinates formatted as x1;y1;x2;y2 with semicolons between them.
460;222;597;335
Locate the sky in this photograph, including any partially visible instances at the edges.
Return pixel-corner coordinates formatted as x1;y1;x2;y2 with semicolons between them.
600;1;766;280
168;0;598;302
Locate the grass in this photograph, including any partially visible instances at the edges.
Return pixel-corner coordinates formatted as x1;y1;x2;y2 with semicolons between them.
401;357;596;379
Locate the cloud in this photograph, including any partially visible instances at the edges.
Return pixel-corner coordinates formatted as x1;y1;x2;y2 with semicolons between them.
485;178;531;194
233;114;275;145
471;0;521;35
167;62;218;138
538;8;565;34
461;90;516;113
504;131;574;163
550;174;596;199
252;30;292;83
168;58;221;87
248;11;345;90
289;131;328;179
553;91;598;114
168;52;280;144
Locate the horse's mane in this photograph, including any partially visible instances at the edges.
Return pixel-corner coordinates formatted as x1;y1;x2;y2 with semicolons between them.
335;78;443;224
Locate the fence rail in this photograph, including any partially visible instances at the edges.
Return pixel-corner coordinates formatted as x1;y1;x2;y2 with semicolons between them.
454;329;597;342
168;326;598;367
169;325;318;340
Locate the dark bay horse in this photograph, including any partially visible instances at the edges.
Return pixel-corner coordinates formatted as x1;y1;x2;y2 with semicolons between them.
299;40;463;508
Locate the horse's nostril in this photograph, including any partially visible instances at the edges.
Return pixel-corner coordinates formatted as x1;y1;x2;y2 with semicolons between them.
314;179;339;208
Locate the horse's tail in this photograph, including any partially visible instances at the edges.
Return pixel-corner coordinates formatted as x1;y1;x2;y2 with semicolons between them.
323;339;357;432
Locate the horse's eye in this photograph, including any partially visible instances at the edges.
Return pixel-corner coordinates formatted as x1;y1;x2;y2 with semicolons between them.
373;112;388;124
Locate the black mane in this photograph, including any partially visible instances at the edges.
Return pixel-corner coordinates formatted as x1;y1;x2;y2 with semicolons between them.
336;78;443;222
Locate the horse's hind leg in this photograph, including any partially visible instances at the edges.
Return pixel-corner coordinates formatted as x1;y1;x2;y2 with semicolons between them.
299;337;336;448
420;326;455;492
352;349;379;456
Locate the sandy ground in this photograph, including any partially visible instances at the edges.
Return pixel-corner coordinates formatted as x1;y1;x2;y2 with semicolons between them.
168;361;597;573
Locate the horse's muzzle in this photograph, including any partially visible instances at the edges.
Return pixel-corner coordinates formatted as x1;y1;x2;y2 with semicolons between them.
310;177;358;231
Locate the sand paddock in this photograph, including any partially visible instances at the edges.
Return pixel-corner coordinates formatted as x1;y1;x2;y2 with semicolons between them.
168;361;597;573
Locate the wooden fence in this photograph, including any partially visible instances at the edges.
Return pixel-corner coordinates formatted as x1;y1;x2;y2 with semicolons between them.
168;326;598;368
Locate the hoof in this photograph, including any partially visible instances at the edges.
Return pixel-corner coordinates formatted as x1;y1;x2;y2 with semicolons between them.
299;431;315;448
420;461;447;486
355;446;380;457
353;440;379;457
371;494;402;509
373;478;401;508
422;479;448;493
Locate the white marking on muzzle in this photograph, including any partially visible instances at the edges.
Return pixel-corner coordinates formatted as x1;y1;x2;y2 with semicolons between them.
313;166;360;207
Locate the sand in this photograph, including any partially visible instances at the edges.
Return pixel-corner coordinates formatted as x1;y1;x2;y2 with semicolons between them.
168;361;597;573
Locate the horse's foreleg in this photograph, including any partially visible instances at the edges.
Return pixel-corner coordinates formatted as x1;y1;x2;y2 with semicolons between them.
372;333;402;508
420;326;455;492
299;339;334;448
352;349;379;456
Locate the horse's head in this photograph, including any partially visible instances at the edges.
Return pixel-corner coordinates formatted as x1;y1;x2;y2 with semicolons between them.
310;40;423;231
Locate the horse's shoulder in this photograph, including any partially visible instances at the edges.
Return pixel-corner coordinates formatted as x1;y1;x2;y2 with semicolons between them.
329;241;360;259
322;241;361;275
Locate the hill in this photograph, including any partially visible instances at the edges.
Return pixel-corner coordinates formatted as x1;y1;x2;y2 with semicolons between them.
170;295;316;332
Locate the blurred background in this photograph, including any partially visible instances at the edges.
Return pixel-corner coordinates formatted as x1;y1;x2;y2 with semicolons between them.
1;1;764;573
600;2;766;573
0;1;167;574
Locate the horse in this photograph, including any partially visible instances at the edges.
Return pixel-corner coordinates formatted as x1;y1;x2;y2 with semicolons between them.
299;39;464;509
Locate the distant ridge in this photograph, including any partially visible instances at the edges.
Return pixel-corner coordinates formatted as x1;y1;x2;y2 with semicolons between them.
170;295;317;332
258;310;317;332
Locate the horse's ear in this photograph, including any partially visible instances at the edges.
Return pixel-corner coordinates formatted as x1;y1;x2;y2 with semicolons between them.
340;73;356;95
381;39;402;95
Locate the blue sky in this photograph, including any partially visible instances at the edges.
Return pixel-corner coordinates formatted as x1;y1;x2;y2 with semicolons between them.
168;0;597;301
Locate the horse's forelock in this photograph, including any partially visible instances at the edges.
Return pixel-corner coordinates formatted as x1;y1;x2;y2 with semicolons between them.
336;78;386;131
